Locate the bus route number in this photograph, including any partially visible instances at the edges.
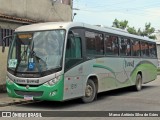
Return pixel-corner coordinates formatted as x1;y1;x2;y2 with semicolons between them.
71;84;77;89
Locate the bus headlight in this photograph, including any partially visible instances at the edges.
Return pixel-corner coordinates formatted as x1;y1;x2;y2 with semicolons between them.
45;76;60;86
6;76;14;84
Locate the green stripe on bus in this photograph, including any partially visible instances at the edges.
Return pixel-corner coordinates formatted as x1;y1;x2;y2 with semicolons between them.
93;64;116;78
6;75;64;101
130;61;157;77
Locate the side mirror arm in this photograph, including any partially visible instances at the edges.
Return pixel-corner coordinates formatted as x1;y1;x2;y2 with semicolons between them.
2;40;5;53
2;35;13;53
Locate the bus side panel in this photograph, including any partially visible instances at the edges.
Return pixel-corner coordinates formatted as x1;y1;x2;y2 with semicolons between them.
131;58;158;84
93;57;140;91
63;58;118;100
63;57;157;100
63;64;87;100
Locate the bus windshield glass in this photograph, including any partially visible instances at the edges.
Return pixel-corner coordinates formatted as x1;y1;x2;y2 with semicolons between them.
8;30;65;73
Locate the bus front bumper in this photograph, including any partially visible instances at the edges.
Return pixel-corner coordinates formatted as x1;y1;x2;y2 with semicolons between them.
6;77;64;101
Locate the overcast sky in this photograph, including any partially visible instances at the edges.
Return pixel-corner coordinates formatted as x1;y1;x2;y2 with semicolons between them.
73;0;160;31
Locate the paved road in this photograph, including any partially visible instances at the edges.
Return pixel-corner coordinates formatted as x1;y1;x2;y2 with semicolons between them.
1;76;160;120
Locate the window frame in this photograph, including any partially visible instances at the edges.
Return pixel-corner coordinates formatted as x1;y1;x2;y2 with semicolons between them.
131;39;141;57
85;30;104;57
104;34;119;56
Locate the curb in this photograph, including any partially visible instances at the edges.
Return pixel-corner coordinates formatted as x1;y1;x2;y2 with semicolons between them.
0;100;34;107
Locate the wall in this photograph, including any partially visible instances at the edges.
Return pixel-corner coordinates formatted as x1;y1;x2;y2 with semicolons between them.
0;0;72;22
0;21;22;29
0;0;72;87
0;47;8;85
0;22;21;86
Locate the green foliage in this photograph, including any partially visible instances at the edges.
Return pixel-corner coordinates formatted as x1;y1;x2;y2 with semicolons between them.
127;27;137;35
112;19;128;30
143;23;156;39
112;19;156;40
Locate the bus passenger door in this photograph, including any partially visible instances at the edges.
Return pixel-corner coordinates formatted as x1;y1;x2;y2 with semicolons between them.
63;32;84;100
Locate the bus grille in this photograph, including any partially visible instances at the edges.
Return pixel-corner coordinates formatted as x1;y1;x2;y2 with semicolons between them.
14;90;43;97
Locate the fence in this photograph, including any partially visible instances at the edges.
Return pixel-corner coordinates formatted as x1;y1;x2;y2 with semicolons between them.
0;29;14;46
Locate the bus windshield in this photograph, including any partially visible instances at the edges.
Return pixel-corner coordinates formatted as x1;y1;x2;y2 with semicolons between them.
8;30;65;73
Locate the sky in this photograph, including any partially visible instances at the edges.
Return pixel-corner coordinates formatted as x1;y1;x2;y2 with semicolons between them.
73;0;160;31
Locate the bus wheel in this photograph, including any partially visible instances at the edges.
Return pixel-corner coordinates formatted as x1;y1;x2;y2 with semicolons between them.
134;74;142;91
81;79;97;103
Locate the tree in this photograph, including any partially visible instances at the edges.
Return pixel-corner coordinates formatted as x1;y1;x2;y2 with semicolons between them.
112;19;156;40
127;26;137;35
112;19;128;30
143;23;156;39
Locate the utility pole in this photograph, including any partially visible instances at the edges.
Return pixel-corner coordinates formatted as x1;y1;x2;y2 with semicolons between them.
71;0;80;21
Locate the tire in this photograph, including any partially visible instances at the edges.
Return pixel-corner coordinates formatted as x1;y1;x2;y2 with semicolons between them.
134;74;142;91
81;79;97;103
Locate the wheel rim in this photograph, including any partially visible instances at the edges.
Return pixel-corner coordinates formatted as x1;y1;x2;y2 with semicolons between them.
82;80;96;103
85;84;93;97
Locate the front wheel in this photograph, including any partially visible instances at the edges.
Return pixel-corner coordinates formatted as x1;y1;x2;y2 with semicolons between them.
81;79;97;103
134;74;142;91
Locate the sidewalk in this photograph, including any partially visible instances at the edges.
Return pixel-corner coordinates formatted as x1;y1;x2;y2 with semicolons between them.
0;84;32;107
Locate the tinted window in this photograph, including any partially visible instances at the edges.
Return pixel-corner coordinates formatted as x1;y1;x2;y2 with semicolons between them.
119;37;131;56
105;35;118;56
149;43;157;58
65;34;82;70
85;31;104;56
66;36;82;59
131;40;140;56
141;42;149;57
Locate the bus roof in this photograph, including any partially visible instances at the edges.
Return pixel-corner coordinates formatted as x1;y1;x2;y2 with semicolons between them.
15;22;155;43
15;22;83;32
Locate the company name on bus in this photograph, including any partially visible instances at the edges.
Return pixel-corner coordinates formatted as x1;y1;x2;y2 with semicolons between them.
124;60;134;68
14;79;25;83
14;79;39;84
27;79;39;84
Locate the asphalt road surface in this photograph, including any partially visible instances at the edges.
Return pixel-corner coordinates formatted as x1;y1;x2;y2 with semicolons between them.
1;76;160;120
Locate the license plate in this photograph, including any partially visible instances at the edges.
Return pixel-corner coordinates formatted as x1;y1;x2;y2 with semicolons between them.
24;95;33;100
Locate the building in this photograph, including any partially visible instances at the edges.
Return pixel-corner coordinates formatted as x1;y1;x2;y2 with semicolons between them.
0;0;72;46
0;0;72;86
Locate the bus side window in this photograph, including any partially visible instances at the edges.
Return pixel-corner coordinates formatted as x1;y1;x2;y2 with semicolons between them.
65;35;82;71
105;35;118;56
66;36;82;59
141;42;149;57
131;39;140;57
149;43;157;58
119;37;131;56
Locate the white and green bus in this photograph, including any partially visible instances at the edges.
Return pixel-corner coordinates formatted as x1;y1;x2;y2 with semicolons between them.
3;22;158;103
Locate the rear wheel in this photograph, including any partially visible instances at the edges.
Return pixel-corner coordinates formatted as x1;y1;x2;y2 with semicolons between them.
81;79;97;103
134;74;142;91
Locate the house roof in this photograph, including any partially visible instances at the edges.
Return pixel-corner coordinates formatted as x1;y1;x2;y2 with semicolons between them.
0;13;37;24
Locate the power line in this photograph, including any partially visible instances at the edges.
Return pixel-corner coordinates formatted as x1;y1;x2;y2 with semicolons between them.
84;0;139;9
73;0;160;29
73;0;133;8
73;1;160;13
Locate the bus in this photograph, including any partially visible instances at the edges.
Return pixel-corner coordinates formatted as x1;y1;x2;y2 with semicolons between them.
2;22;158;103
